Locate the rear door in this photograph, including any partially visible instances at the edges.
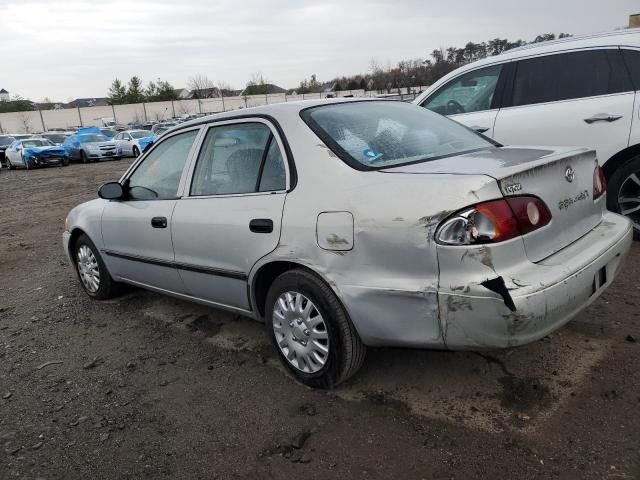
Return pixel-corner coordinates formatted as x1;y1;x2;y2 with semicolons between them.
419;63;507;137
171;119;290;310
493;49;634;165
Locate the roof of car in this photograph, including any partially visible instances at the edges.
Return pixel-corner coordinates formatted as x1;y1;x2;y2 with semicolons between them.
171;97;379;133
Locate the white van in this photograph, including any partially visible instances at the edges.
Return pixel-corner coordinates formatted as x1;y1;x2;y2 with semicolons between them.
414;29;640;236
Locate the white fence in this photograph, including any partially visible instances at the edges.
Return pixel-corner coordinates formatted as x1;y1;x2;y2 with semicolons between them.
0;87;428;134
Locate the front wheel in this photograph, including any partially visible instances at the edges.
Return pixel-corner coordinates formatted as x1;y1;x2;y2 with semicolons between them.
132;146;140;157
607;155;640;239
80;150;89;164
6;157;14;170
73;234;118;299
265;269;366;388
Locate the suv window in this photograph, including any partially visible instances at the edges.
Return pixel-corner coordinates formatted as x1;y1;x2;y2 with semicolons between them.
127;129;198;200
422;64;502;115
511;49;632;107
621;49;640;90
190;122;286;196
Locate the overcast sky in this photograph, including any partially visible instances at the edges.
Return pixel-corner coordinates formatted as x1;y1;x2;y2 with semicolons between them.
0;0;637;101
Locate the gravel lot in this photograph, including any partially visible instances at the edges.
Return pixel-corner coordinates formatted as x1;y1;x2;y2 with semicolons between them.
1;160;639;480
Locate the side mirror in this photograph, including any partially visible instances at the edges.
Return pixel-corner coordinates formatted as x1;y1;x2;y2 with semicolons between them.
99;181;124;200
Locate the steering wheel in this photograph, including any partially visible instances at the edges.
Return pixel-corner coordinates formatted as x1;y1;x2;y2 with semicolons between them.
446;100;465;115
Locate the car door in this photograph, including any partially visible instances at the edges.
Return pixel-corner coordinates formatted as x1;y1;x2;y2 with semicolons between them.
419;63;507;137
100;127;201;292
171;119;290;311
112;133;124;156
493;49;634;164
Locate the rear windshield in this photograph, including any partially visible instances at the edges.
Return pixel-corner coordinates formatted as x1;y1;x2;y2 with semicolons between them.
130;131;150;139
301;101;495;170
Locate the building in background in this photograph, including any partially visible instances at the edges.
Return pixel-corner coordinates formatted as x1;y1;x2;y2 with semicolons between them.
0;89;9;101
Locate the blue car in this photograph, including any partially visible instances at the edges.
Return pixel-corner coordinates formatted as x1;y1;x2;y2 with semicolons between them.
4;138;68;169
63;128;118;163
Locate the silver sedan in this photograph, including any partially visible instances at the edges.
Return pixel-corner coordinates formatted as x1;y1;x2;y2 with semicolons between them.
62;99;632;388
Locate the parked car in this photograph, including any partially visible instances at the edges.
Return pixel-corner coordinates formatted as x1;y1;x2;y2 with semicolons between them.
152;122;176;134
5;138;68;169
0;135;15;166
63;129;118;163
62;99;632;387
112;130;154;157
414;28;640;236
40;132;69;146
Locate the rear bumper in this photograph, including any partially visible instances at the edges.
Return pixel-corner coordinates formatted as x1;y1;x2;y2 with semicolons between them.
438;212;632;349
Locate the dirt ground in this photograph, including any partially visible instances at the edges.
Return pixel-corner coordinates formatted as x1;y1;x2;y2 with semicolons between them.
1;159;639;480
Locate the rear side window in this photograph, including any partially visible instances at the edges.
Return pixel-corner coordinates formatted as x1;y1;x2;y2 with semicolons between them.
621;49;640;90
510;49;632;107
190;122;286;196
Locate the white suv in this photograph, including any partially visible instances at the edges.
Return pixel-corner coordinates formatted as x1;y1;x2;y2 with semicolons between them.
414;29;640;236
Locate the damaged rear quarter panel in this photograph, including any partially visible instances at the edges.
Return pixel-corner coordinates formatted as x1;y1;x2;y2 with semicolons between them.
251;124;504;348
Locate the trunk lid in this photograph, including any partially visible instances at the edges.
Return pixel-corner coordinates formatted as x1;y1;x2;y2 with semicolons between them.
381;146;603;262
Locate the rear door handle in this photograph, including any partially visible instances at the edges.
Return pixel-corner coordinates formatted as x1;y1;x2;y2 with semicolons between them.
584;113;623;124
249;218;273;233
151;216;167;228
470;125;490;133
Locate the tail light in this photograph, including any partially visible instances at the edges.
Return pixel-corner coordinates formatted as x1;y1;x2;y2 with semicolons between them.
593;164;606;200
436;196;551;245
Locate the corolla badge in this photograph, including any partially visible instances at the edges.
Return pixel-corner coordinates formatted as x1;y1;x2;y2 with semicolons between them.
565;166;575;183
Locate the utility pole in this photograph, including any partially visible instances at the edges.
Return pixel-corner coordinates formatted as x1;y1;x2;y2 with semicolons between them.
38;109;46;132
77;106;83;127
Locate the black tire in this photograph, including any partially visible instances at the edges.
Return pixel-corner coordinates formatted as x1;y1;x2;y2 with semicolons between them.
265;269;366;388
6;157;14;170
72;234;118;300
132;146;140;157
606;155;640;240
80;150;89;164
63;157;69;166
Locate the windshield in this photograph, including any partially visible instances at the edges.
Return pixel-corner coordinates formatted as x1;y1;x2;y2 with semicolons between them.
78;134;108;143
0;136;14;146
301;101;495;170
23;139;54;148
130;131;150;139
100;129;116;137
42;134;66;144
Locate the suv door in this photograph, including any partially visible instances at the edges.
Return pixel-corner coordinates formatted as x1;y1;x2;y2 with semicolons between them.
419;63;506;136
101;127;201;292
171;119;290;311
493;49;634;165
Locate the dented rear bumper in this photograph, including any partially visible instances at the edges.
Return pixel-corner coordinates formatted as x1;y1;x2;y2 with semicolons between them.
437;212;632;349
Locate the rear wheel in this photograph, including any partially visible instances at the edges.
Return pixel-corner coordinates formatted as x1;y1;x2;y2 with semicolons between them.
132;146;140;157
607;155;640;239
265;269;366;388
72;234;118;299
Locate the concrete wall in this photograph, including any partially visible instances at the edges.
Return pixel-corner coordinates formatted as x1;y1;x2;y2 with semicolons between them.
0;86;428;134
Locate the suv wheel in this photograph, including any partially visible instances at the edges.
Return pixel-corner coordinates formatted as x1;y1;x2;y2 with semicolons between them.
73;234;118;299
607;155;640;239
265;269;366;388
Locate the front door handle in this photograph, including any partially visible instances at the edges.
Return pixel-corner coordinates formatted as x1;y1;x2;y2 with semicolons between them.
584;113;623;124
470;125;490;133
151;216;167;229
249;219;273;233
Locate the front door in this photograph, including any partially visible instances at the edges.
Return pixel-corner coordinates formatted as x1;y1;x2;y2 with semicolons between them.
171;120;289;310
419;63;506;137
493;49;634;164
101;128;201;292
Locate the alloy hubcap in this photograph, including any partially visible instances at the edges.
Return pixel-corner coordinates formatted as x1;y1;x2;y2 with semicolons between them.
618;172;640;230
77;245;100;293
272;291;329;373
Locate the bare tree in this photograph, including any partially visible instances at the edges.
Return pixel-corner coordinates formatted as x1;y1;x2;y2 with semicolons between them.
19;112;32;133
187;74;218;99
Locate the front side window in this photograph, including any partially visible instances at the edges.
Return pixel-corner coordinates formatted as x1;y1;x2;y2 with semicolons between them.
422;64;503;115
190;122;286;196
511;49;632;107
302;101;495;170
127;129;198;200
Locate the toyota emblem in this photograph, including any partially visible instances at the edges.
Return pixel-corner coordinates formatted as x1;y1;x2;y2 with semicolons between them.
565;166;575;183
